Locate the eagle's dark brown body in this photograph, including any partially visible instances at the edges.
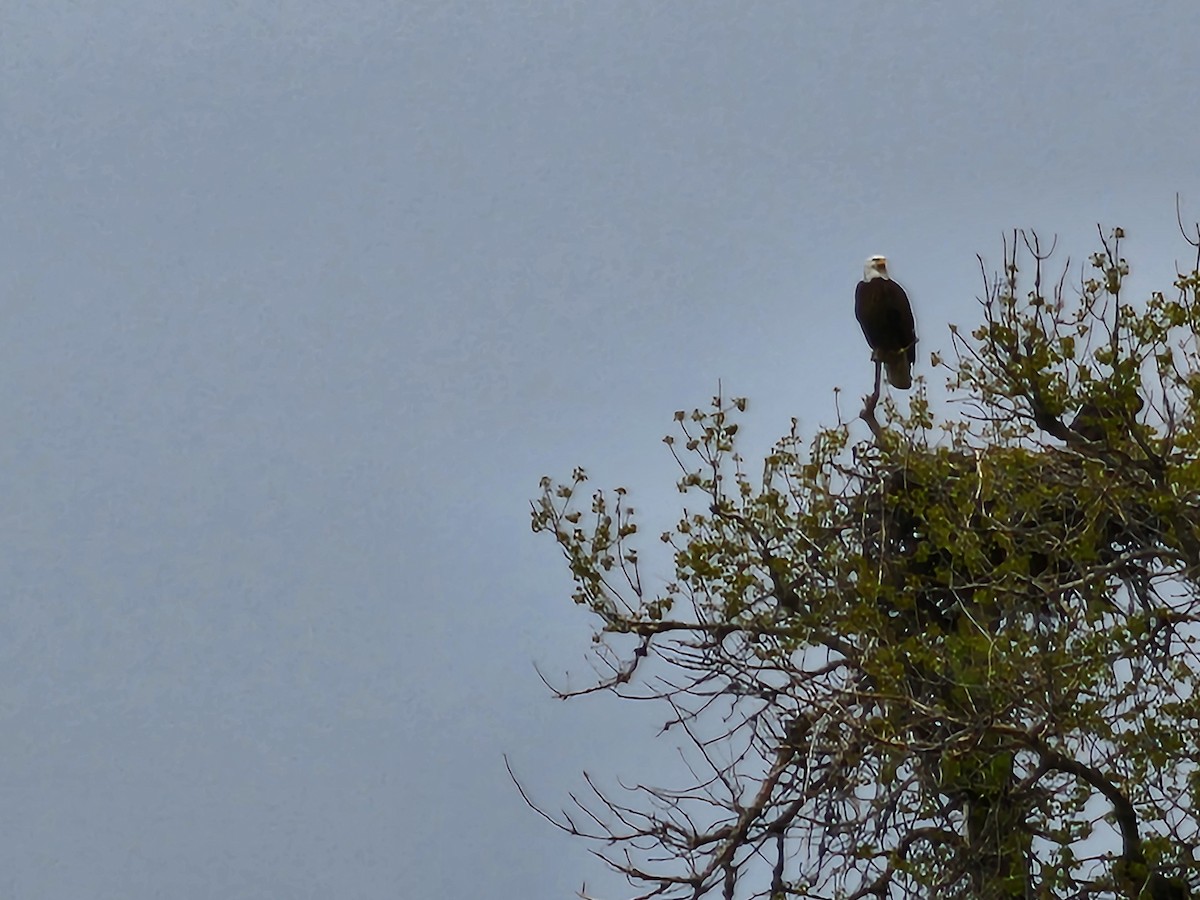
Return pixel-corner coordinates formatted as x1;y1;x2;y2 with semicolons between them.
855;276;917;389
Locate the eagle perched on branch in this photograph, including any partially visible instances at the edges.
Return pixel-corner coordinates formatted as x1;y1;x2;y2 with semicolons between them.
855;255;918;390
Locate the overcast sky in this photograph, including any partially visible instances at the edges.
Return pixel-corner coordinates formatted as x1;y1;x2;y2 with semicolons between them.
3;2;1199;898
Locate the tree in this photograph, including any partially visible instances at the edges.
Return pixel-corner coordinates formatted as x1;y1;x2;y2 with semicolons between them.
525;223;1200;900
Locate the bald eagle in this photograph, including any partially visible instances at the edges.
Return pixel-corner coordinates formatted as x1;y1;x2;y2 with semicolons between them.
855;255;917;390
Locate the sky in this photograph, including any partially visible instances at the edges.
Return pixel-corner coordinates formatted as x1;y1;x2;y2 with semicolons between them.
2;2;1199;898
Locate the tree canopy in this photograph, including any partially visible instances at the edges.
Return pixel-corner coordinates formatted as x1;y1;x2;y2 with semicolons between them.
528;226;1200;900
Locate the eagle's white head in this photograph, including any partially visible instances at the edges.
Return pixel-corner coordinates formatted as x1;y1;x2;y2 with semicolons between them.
864;255;889;281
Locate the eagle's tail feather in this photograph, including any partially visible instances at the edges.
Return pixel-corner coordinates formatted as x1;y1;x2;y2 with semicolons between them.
884;355;912;390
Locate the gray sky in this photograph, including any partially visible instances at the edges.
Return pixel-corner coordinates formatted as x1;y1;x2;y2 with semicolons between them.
2;2;1198;898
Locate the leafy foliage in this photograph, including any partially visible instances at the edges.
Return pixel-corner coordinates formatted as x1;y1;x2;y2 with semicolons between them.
528;228;1200;900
